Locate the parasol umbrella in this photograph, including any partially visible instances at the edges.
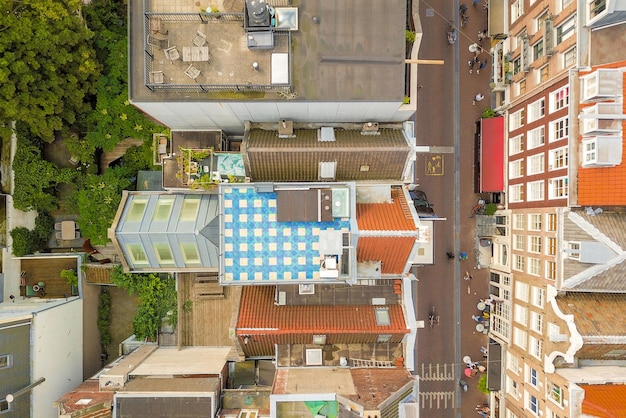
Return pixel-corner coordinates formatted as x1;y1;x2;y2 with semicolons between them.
464;367;474;378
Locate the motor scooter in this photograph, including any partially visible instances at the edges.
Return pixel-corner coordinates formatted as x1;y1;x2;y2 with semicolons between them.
459;380;469;392
447;23;457;44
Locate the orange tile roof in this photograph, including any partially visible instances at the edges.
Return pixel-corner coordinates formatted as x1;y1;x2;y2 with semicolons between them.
356;188;416;231
580;384;626;418
357;236;415;274
237;286;407;335
577;63;626;206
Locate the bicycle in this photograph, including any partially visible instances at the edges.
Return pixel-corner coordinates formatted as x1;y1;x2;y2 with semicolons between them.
459;4;469;27
428;306;440;328
468;199;486;218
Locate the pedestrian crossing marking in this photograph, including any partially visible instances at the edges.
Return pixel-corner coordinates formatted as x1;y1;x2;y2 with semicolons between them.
419;391;455;409
420;363;455;381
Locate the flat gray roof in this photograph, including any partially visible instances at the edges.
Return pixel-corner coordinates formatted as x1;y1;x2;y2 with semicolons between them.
129;0;407;103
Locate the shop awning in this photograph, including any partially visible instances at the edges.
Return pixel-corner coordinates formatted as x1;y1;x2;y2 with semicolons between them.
480;117;505;193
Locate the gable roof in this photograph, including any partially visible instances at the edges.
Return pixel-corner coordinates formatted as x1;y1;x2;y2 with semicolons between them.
244;125;411;182
580;384;626;418
356;188;418;274
562;210;626;291
577;62;626;206
237;286;407;335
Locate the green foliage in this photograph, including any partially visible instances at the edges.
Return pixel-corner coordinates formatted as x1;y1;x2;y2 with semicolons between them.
406;30;416;43
182;299;193;313
60;269;79;287
111;266;178;341
478;374;490;394
81;1;163;153
76;168;131;245
119;143;160;174
0;0;100;141
481;108;497;119
34;211;54;241
10;227;41;257
98;290;112;347
485;203;498;216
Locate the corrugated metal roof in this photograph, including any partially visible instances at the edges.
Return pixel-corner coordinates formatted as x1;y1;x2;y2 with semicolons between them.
245;128;410;182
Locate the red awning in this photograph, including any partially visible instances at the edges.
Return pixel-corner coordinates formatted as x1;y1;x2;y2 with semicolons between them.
480;117;505;193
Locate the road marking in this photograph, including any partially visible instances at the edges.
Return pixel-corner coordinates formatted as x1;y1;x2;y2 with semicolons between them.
420;391;455;409
425;155;444;176
420;363;455;381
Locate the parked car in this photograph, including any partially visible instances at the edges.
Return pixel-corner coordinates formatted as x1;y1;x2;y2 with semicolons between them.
410;190;437;217
410;190;432;208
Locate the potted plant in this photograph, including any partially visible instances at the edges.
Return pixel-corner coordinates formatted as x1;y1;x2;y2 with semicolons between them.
61;268;80;295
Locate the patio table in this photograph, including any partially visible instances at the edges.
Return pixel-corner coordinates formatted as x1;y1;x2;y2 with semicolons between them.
61;221;76;240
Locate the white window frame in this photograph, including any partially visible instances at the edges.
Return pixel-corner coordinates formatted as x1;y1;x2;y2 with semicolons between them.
516;281;529;302
556;15;576;44
511;0;524;21
509;109;525;131
529;335;543;359
514;234;525;251
549;146;568;170
529;214;543;231
550;382;564;406
550;117;569;142
527;180;545;201
549;177;569;199
513;254;525;271
514;327;527;349
527;154;545;175
527;98;545;123
514;305;528;326
507;376;521;399
529;236;542;253
562;46;576;69
530;311;544;333
550;86;570;113
509;159;524;178
529;257;541;276
546;260;557;279
507;354;520;374
533;286;545;308
527;366;539;387
568;242;581;259
533;39;544;61
509;134;524;155
583;139;597;164
513;214;525;230
527;127;545;150
126;243;150;266
510;184;524;203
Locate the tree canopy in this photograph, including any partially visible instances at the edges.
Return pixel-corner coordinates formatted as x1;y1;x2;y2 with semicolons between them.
0;0;100;140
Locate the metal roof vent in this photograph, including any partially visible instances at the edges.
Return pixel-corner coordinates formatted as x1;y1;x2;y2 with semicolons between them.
318;127;336;142
278;119;294;138
361;122;380;135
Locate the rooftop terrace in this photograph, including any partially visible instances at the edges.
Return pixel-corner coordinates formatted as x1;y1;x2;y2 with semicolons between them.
131;0;407;102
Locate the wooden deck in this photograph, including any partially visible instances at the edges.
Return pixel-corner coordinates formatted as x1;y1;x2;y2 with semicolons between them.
20;258;79;298
177;273;242;349
99;138;144;173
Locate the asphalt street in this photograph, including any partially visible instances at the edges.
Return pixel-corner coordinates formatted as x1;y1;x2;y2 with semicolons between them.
413;0;493;416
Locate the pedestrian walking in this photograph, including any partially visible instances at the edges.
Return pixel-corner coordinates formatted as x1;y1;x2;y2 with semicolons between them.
446;251;456;260
468;58;478;73
473;93;484;105
464;271;473;280
477;29;488;41
477;59;488;74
